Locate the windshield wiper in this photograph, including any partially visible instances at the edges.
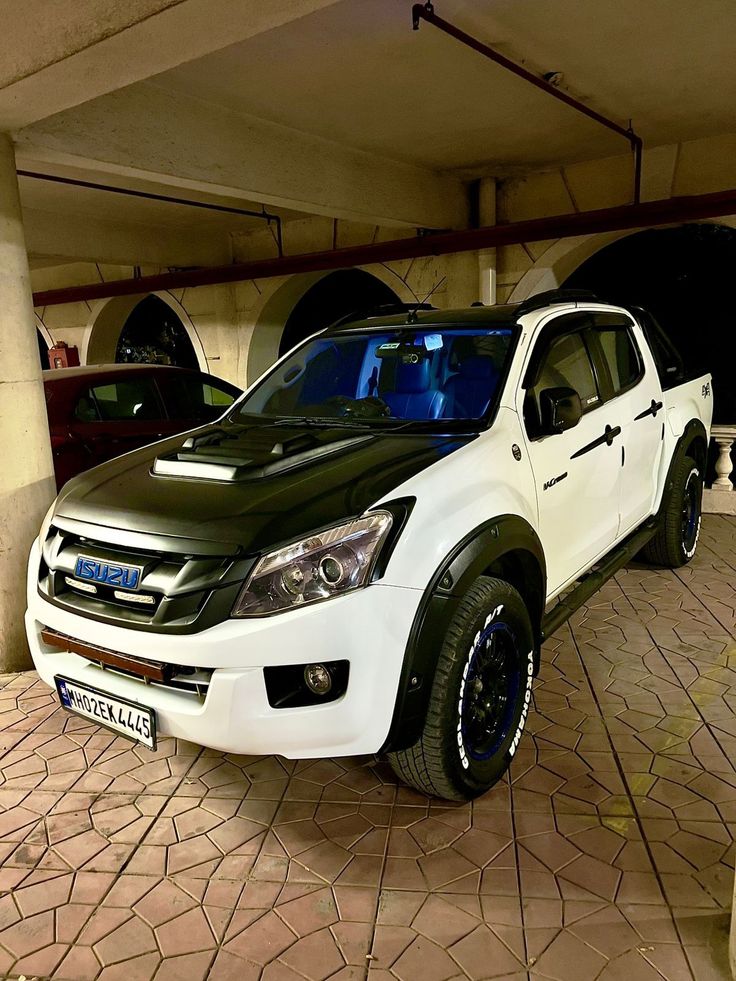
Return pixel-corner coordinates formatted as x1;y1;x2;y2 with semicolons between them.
266;416;374;430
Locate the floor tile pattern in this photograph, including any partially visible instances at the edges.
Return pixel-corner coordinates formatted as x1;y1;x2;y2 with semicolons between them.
1;515;734;978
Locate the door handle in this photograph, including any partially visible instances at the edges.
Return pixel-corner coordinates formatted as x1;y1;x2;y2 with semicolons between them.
634;399;664;421
571;424;621;459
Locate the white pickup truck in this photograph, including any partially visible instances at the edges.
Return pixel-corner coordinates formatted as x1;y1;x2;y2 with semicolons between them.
26;289;712;801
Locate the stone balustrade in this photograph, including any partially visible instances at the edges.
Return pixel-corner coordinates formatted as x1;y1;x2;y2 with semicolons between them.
703;424;736;515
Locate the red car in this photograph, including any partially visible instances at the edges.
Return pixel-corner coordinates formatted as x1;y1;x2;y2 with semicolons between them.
44;364;242;489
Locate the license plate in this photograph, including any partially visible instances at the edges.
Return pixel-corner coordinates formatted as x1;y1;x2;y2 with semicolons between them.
55;676;156;749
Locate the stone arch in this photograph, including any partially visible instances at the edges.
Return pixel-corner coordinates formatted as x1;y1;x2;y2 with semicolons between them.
35;317;53;368
83;291;206;369
509;230;645;302
509;217;736;303
246;266;413;386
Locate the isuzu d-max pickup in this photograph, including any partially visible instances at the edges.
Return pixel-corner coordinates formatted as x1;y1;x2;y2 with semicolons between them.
26;289;712;800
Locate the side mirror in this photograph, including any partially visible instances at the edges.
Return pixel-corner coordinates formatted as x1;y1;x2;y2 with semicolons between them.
539;386;582;434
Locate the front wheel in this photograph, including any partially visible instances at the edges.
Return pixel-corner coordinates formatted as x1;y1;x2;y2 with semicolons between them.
642;455;702;568
387;577;535;801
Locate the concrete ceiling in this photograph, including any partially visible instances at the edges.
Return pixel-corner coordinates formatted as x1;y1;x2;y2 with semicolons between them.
151;0;736;173
9;0;736;265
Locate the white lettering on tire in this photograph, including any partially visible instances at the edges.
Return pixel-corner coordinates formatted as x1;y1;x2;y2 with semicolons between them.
683;467;701;560
456;605;505;770
508;649;535;758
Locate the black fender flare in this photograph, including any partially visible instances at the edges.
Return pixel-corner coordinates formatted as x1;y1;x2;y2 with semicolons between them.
658;418;708;517
382;514;546;753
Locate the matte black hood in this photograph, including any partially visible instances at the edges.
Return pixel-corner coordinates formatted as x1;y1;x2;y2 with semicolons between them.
55;422;472;554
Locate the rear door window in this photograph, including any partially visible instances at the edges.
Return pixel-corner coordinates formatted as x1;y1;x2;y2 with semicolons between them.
74;378;164;421
590;316;644;397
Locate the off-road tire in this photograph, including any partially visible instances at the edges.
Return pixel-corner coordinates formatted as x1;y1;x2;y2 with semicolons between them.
642;454;702;568
387;576;535;801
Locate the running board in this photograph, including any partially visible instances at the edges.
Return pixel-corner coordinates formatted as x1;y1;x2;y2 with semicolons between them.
540;519;657;641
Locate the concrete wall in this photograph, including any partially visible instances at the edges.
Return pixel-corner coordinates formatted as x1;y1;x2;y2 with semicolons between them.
32;218;480;388
495;132;736;303
32;131;736;388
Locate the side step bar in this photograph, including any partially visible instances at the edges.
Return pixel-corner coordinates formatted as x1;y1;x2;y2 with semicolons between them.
540;519;658;641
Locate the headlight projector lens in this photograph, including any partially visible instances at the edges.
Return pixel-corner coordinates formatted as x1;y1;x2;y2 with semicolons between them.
318;555;344;586
304;663;332;695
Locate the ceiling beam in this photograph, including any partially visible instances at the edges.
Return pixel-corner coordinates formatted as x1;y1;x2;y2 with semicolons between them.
24;208;232;267
17;84;468;229
0;0;342;129
32;187;736;306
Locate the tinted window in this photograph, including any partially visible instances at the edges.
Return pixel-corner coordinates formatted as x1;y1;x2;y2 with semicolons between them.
165;376;236;422
234;327;516;425
596;327;642;394
74;378;163;422
534;333;599;408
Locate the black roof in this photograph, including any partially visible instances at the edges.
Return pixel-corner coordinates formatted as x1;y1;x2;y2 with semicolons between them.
327;290;609;333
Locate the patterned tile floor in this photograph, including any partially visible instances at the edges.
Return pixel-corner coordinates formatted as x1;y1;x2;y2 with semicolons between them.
1;515;735;980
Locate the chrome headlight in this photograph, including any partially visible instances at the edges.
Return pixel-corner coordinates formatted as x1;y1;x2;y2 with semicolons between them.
232;511;393;617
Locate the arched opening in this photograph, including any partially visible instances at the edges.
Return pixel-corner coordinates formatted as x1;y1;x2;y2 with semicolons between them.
115;295;199;367
85;292;206;370
278;269;399;357
563;224;736;424
37;329;50;369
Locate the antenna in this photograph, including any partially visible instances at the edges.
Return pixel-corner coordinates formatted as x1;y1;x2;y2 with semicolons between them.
418;276;446;307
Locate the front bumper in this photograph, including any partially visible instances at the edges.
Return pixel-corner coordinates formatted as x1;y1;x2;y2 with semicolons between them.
26;539;421;758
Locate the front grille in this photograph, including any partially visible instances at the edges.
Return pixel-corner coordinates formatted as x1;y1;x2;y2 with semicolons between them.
86;660;213;702
39;520;255;634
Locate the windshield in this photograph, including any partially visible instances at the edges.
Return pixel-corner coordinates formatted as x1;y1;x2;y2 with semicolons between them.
232;326;516;428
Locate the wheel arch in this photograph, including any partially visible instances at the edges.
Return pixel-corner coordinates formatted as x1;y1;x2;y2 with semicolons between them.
381;514;546;753
659;417;708;515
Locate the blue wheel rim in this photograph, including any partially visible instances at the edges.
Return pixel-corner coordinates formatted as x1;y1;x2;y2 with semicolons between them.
460;622;521;762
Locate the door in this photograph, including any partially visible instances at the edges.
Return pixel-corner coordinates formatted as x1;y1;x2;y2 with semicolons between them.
589;314;665;535
69;374;168;471
520;314;623;595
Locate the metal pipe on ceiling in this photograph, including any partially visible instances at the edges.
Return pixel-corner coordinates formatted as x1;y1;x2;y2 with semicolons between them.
411;2;643;204
18;170;284;257
32;187;736;307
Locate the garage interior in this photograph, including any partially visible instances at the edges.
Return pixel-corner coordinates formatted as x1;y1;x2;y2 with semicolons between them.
2;0;736;977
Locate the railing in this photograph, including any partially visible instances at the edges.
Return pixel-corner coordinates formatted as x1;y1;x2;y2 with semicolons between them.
703;425;736;515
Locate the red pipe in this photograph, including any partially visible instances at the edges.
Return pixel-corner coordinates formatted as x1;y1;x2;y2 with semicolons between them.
412;2;643;203
33;188;736;307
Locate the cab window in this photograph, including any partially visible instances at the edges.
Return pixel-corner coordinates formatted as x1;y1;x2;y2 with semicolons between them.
591;316;643;397
525;330;599;436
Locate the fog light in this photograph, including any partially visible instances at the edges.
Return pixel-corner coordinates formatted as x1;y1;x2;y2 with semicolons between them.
304;663;332;695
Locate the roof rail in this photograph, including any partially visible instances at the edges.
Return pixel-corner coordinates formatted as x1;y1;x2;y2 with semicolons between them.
331;302;437;328
516;289;600;317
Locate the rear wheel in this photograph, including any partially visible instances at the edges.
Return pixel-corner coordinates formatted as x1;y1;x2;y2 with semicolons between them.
642;454;702;568
387;577;535;801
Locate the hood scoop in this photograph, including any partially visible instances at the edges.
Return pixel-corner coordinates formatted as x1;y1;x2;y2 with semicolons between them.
152;426;374;482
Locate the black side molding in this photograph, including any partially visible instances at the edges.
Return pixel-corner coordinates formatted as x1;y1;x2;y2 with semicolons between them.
571;424;621;459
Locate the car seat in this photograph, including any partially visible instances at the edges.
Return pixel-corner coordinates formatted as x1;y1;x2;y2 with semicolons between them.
443;355;498;417
382;359;446;419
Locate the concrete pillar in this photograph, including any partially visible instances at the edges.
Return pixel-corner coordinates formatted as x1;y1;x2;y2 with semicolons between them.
0;133;55;671
477;178;497;305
